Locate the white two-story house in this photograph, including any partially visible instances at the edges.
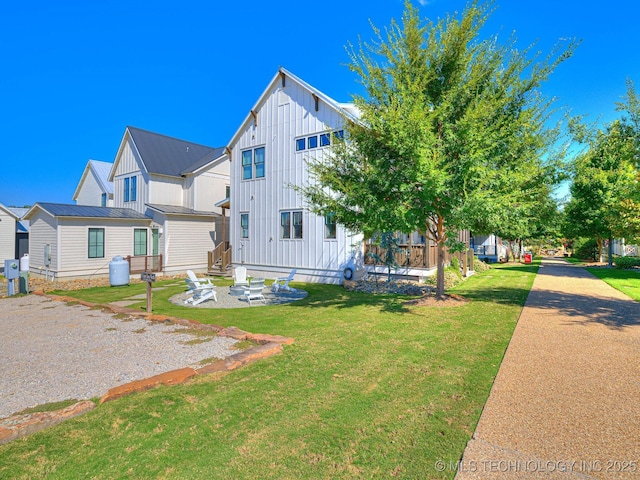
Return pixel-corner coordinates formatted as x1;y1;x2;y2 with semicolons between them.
227;68;363;283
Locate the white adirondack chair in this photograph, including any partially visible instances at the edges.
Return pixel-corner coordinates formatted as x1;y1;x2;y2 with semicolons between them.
184;270;217;305
233;266;249;287
272;269;296;292
244;278;266;305
186;270;214;289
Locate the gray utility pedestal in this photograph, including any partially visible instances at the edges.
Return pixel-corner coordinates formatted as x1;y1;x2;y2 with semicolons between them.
3;260;19;296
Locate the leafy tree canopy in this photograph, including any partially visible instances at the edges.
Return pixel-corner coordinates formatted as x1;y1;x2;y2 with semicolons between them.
298;0;576;296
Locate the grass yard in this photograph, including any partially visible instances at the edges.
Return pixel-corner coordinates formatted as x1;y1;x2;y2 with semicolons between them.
586;266;640;302
0;262;538;479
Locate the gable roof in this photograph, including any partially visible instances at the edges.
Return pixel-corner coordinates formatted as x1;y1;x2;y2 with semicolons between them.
0;203;19;220
25;202;150;220
227;67;361;148
72;159;114;202
113;126;225;179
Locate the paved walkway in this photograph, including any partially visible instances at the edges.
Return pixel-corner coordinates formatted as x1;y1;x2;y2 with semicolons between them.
457;258;640;479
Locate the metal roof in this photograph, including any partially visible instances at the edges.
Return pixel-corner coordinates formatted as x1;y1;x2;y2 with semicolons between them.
127;127;224;177
90;160;114;194
146;204;219;217
31;203;150;220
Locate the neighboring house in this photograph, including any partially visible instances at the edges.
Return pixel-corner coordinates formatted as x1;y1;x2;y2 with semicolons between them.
612;238;639;257
72;159;114;207
108;126;230;274
471;233;507;262
0;203;18;266
8;207;29;260
24;203;151;278
25;127;229;279
228;68;363;283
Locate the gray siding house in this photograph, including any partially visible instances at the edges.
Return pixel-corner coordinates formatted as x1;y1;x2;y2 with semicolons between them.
25;127;229;279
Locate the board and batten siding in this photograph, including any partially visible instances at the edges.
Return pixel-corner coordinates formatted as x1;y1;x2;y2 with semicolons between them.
112;140;147;214
0;209;16;262
148;175;182;207
74;171;104;206
230;78;362;283
192;171;229;214
27;210;58;274
162;216;215;273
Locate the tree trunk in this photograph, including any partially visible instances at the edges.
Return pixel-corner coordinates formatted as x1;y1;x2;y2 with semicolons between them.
435;215;446;299
596;237;603;262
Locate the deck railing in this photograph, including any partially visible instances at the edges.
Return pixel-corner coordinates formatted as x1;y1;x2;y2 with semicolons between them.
208;242;232;272
364;244;439;269
126;254;163;274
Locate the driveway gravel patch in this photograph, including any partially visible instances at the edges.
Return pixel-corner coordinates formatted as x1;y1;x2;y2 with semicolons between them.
0;295;239;419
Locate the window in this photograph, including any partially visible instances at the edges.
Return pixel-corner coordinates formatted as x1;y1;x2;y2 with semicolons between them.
281;210;303;239
254;146;265;178
280;212;291;238
240;213;249;238
333;130;344;141
320;133;331;146
242;147;265;180
225;185;231;198
130;176;137;201
292;211;303;239
325;212;337;239
134;229;147;256
101;193;107;207
296;138;306;151
242;150;252;180
88;228;104;258
123;175;137;202
308;135;318;148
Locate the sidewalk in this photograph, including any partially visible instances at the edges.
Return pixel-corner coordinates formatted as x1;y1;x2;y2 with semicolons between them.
456;258;640;479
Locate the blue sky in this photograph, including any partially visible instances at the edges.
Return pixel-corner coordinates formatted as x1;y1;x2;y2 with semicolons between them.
1;0;638;207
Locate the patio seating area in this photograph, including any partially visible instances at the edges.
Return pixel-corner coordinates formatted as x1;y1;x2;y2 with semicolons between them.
170;279;307;309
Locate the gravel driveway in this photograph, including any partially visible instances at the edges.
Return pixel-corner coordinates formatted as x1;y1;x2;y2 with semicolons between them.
0;295;239;419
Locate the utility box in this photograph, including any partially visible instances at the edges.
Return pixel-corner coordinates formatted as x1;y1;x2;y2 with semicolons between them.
4;259;20;296
4;260;19;279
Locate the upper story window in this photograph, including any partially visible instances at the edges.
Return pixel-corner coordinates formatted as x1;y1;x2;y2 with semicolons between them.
225;185;231;198
124;176;137;202
281;210;303;239
242;146;265;180
101;193;107;207
296;130;343;151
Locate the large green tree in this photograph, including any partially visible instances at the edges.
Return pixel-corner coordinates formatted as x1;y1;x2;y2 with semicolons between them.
299;1;575;297
564;118;639;260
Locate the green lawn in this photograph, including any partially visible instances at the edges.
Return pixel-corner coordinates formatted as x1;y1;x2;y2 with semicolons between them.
586;267;640;302
0;262;538;479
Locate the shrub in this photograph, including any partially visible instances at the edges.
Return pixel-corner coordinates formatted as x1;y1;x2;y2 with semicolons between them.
450;257;460;272
613;256;640;269
424;269;463;289
473;257;491;272
573;238;599;261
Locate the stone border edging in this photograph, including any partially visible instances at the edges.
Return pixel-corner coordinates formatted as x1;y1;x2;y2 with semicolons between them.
0;292;294;445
